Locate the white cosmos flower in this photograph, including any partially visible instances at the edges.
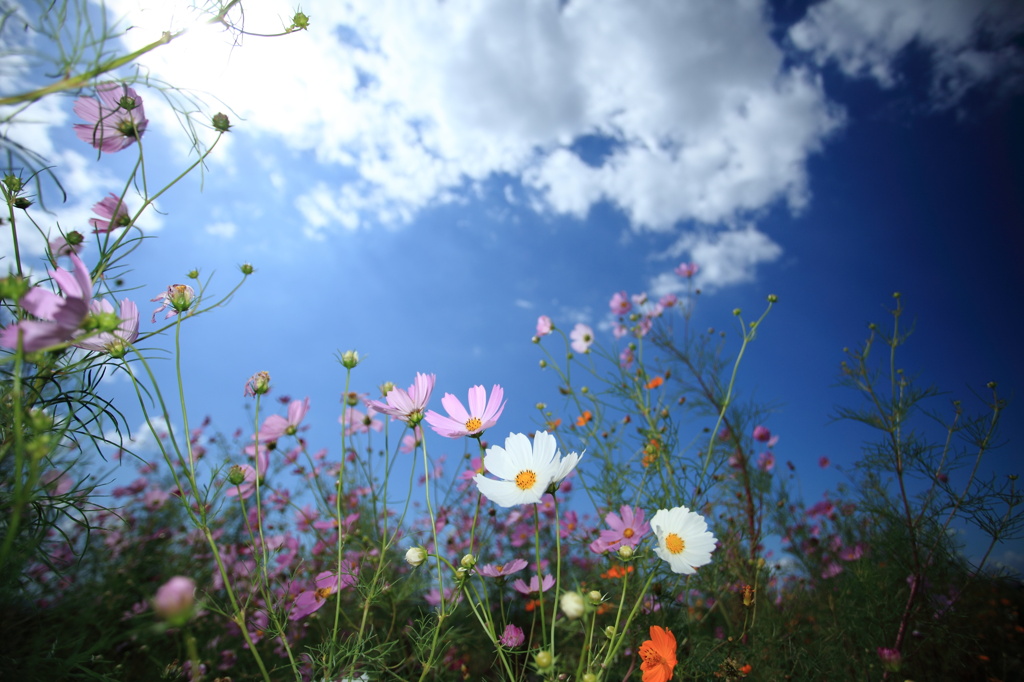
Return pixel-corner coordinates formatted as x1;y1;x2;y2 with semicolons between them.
650;506;717;575
474;431;582;507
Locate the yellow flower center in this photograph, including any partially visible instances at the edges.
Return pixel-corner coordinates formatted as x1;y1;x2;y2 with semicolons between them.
515;470;538;490
465;417;483;432
315;587;333;602
623;528;634;538
665;532;685;555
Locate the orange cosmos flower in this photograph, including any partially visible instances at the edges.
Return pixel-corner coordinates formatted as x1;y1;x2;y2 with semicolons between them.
546;417;562;430
638;625;677;682
575;410;593;427
645;376;664;389
600;564;634;579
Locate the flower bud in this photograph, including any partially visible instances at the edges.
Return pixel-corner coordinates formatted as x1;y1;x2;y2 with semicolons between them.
582;675;598;682
534;651;553;670
239;262;254;275
588;590;603;605
460;553;476;569
290;11;310;31
604;625;616;639
340;350;360;369
244;371;271;397
617;545;633;560
405;546;427;567
153;576;196;624
13;196;32;209
379;382;395;397
0;275;29;302
560;591;585;619
767;294;778;303
212;112;231;132
227;465;246;485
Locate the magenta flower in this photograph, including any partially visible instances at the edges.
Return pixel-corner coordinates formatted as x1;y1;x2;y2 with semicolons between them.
73;82;148;153
536;315;553;337
365;372;435;426
424;384;506;438
675;262;699;278
877;647;902;672
289;566;356;620
752;425;771;442
512;574;555;596
499;623;525;647
569;323;594;353
73;298;139;355
477;558;528;578
589;505;650;554
0;252;93;352
258;397;310;442
88;193;132;233
609;291;631;316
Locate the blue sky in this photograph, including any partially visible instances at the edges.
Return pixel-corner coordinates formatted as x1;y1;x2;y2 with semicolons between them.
4;0;1023;570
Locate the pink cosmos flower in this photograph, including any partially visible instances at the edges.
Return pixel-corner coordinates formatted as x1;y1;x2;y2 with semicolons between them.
589;505;650;553
675;262;699;278
477;558;528;578
289;566;356;620
536;315;553;337
49;232;84;256
73;82;148;153
499;623;525;647
0;252;94;352
366;373;435;425
73;298;139;354
752;425;771;442
258;397;310;442
569;323;594;353
819;456;831;469
877;647;902;672
89;193;132;233
512;574;555;596
609;291;631;316
424;384;506;438
399;429;422;453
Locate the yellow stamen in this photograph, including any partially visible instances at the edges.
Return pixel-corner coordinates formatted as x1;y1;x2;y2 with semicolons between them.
665;532;685;554
515;470;538;490
315;587;333;602
623;528;635;538
465;417;483;432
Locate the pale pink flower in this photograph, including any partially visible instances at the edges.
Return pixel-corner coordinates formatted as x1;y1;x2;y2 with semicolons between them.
569;323;594;353
477;558;528;578
536;315;553;336
73;298;139;354
89;193;132;233
366;373;435;425
150;284;195;322
609;291;631;315
675;262;699;278
49;232;84;256
289;566;356;620
0;253;93;352
513;574;554;596
258;397;310;442
425;384;506;438
73;82;148;153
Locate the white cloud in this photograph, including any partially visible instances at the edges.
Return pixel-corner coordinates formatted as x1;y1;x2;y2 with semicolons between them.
789;0;1024;107
205;220;236;239
651;225;783;294
106;0;844;241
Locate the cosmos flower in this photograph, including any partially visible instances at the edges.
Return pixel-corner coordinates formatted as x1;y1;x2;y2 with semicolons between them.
0;252;94;352
88;193;132;233
650;506;717;575
569;323;594;353
289;566;356;620
73;298;139;355
499;623;525;647
639;625;677;682
73;82;148;153
477;558;528;578
150;284;195;322
512;573;555;595
152;576;196;623
589;505;650;554
424;384;506;438
366;373;435;426
535;315;553;336
609;291;632;315
674;262;699;278
258;397;310;442
473;431;582;507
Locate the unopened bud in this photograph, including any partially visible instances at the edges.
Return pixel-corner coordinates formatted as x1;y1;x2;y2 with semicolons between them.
227;465;246;485
212;112;231;132
405;546;427;567
617;545;633;560
340;350;360;369
534;651;553;670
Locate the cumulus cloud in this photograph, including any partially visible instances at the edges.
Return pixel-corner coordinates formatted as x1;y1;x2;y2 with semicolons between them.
107;0;843;241
789;0;1024;107
651;225;783;294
